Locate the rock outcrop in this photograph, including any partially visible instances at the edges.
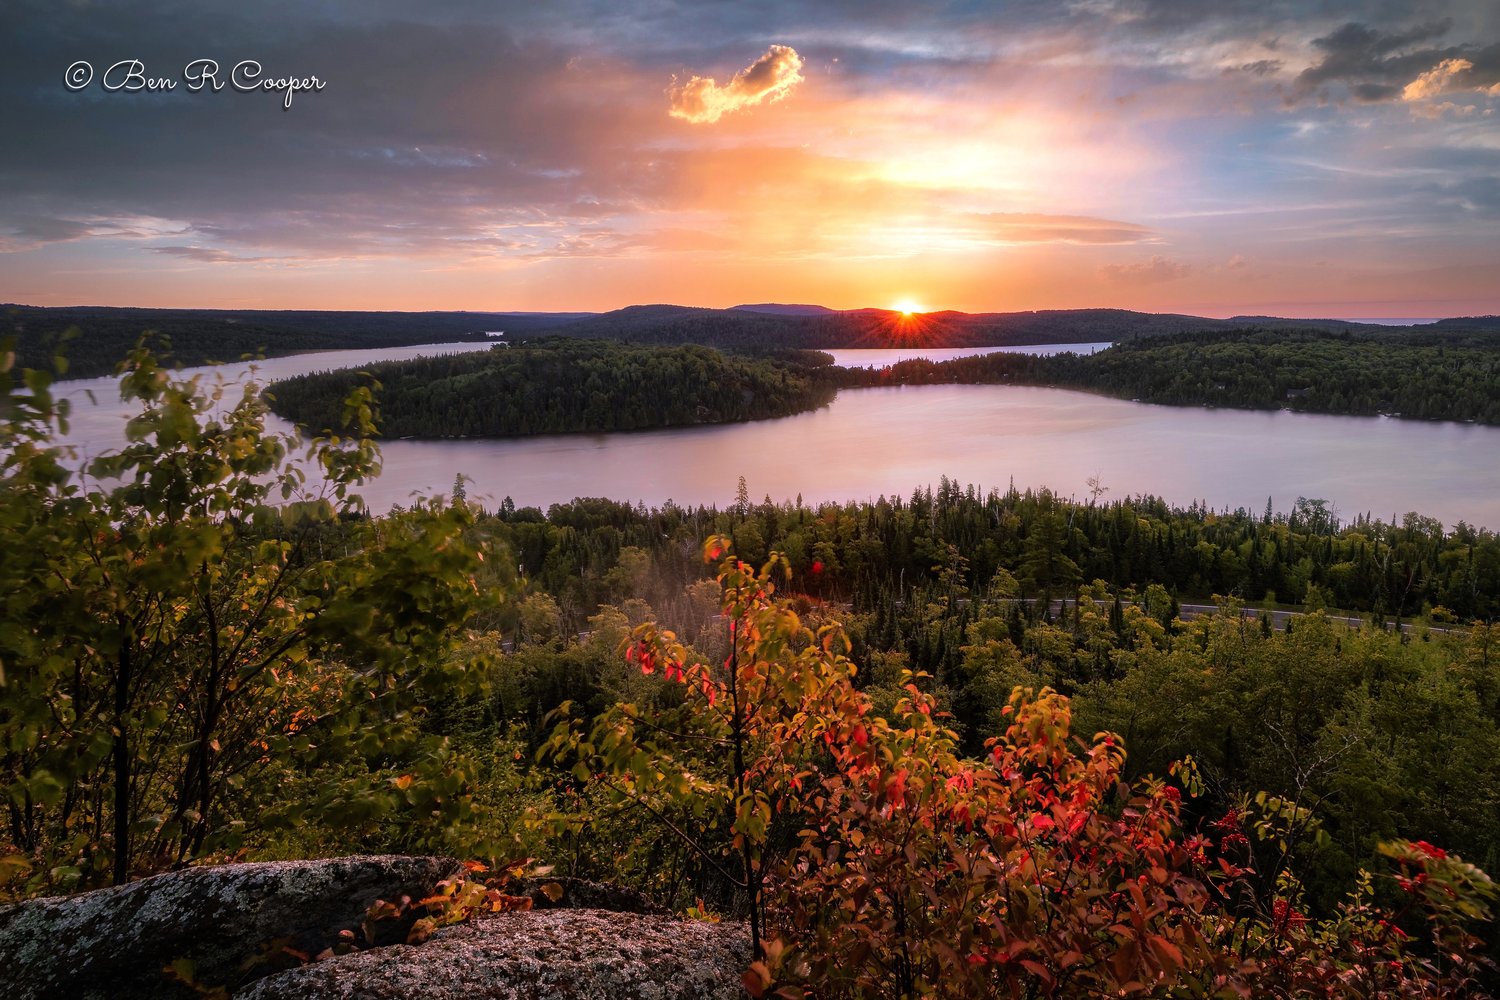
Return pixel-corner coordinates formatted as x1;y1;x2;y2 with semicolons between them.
0;855;463;1000
238;907;752;1000
0;857;751;1000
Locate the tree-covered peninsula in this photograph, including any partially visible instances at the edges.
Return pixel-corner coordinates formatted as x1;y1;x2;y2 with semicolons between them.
267;339;841;437
842;328;1500;425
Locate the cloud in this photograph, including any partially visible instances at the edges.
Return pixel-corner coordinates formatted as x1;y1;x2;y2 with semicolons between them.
1403;57;1474;100
974;213;1154;245
1291;20;1460;104
1398;48;1500;117
0;215;191;252
668;45;805;124
1099;255;1192;284
0;2;687;267
148;246;289;264
1350;82;1401;102
1226;59;1284;77
1399;50;1500;111
0;217;94;252
1412;101;1481;119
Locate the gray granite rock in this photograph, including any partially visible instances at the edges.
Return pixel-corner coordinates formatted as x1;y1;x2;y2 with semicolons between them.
0;855;463;1000
236;908;751;1000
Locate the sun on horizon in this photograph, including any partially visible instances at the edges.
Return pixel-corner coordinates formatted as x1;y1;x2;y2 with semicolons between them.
892;298;926;317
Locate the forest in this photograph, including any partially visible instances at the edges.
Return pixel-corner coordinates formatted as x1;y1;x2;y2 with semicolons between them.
466;481;1500;894
265;340;842;437
846;329;1500;425
1;304;576;380
4;347;1499;996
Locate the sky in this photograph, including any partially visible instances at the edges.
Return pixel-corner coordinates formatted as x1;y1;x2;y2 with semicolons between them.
2;0;1498;317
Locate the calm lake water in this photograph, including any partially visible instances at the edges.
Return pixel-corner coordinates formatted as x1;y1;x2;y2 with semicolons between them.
47;343;1500;529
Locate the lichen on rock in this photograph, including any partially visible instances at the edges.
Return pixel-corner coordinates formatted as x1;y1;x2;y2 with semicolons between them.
236;907;752;1000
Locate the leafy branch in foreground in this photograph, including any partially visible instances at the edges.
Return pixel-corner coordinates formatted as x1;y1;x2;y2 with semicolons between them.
1;341;506;896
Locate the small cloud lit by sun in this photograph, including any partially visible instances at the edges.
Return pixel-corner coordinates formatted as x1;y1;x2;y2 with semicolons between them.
892;298;925;316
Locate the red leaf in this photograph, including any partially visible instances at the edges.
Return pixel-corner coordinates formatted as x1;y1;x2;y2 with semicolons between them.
1019;959;1054;983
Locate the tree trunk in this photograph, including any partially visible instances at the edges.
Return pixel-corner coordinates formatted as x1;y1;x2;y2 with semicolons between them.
112;645;133;886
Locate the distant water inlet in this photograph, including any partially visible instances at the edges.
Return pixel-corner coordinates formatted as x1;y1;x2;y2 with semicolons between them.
44;343;1500;530
824;343;1112;367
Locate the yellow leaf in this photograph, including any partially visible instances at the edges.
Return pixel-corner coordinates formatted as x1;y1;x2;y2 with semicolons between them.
406;917;437;945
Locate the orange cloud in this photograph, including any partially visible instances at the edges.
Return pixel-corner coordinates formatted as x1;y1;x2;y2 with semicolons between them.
975;213;1153;245
668;45;804;124
1403;58;1474;101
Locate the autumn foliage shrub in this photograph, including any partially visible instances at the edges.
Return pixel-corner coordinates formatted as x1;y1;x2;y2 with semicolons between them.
551;538;1497;998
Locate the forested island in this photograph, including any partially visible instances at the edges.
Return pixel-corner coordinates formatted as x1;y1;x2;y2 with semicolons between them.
266;339;840;437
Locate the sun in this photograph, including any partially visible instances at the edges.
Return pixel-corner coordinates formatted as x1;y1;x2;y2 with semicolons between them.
891;298;925;317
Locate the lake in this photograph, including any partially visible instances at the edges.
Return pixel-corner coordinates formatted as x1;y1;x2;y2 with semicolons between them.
825;343;1111;366
45;343;1500;529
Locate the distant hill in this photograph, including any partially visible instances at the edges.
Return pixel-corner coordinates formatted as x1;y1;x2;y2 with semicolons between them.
7;300;1496;381
527;304;1497;352
731;303;842;316
1429;315;1500;331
